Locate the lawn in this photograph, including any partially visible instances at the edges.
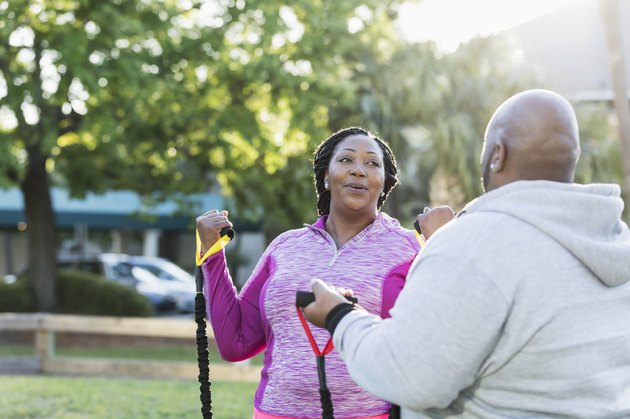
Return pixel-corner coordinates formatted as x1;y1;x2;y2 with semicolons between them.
0;342;260;418
0;343;264;365
0;375;257;418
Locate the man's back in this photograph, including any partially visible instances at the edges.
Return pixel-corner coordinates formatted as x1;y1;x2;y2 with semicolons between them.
417;180;630;417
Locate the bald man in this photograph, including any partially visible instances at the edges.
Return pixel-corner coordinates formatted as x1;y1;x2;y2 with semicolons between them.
303;90;630;417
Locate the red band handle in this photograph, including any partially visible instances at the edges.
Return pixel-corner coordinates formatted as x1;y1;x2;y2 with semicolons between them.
296;307;334;356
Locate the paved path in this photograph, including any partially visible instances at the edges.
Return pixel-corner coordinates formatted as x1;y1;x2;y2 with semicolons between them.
0;357;40;375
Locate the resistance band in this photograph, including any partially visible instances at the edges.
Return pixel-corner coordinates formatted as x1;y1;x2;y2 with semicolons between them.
295;291;357;419
195;226;234;419
413;220;426;247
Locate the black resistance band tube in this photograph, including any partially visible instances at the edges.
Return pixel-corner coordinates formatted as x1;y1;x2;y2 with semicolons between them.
195;227;234;419
296;291;402;419
296;291;357;419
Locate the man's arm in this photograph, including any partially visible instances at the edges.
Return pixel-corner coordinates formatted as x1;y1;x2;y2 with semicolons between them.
305;254;508;410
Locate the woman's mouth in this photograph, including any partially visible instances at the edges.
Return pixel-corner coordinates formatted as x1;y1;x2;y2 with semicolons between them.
345;183;368;191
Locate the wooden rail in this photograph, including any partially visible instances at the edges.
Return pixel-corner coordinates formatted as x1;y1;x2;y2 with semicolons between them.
0;313;260;382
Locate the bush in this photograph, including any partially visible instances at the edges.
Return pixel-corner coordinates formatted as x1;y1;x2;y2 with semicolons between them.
0;279;34;312
56;269;153;317
0;270;153;317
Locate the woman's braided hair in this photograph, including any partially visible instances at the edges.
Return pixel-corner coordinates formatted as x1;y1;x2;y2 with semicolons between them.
313;127;399;216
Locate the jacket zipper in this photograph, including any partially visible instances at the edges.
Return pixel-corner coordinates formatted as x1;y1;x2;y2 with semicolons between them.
328;249;343;267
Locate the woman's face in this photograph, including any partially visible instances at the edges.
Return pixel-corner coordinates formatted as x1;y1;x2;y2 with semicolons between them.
325;134;385;216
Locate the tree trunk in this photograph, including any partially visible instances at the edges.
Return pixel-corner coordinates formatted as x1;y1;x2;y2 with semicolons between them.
600;0;630;219
20;146;57;312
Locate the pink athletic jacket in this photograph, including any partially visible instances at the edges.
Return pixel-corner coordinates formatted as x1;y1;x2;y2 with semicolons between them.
202;212;420;418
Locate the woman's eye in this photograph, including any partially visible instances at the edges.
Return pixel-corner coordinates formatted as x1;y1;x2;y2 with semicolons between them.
339;157;351;163
368;161;381;167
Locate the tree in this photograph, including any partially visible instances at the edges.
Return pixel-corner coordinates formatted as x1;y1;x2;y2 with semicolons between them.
1;0;225;311
0;0;406;310
337;35;542;216
194;1;409;240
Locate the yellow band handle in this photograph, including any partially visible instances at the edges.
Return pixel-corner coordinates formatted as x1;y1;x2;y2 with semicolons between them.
415;230;426;248
196;229;232;266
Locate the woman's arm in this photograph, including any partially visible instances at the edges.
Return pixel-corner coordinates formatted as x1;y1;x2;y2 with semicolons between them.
380;257;415;318
202;249;274;362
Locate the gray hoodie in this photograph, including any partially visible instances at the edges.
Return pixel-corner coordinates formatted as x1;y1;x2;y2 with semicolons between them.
334;181;630;418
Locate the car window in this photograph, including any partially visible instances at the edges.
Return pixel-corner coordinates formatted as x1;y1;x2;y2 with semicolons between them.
135;263;178;281
110;262;134;279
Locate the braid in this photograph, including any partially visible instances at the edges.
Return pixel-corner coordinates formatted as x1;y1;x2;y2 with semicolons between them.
313;127;399;215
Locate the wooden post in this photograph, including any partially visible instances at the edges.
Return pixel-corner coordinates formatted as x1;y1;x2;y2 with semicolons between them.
34;327;55;373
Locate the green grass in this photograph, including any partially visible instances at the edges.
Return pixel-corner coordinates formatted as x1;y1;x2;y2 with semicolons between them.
0;343;264;365
0;375;257;419
0;344;33;357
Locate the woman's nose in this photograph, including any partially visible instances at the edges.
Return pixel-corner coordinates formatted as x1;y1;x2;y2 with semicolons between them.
349;164;367;176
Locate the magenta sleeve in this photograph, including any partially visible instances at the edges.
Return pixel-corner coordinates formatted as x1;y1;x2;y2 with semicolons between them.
380;258;415;318
201;249;273;362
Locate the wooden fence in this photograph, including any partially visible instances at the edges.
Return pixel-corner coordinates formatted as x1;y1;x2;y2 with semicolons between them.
0;313;260;382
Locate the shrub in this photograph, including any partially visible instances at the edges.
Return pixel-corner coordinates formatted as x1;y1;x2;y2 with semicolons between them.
0;279;35;312
0;270;153;317
56;269;153;317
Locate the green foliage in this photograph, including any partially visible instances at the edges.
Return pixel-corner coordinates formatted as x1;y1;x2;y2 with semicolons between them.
207;1;410;236
574;101;623;185
0;376;257;418
333;34;543;214
55;269;153;316
1;0;623;245
0;0;409;240
0;279;34;312
0;270;153;316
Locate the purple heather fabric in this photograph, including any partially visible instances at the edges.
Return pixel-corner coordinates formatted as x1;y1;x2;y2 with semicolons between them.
202;212;420;418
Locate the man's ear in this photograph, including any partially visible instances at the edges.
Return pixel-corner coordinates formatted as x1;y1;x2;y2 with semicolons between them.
489;142;506;172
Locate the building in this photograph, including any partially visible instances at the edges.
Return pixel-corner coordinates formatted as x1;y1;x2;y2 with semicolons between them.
0;187;264;287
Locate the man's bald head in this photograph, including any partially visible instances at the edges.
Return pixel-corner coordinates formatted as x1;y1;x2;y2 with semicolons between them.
480;89;581;192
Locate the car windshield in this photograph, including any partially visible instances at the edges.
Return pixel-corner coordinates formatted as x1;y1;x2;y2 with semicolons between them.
132;259;191;282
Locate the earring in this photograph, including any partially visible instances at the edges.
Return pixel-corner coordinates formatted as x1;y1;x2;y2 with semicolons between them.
490;163;496;171
324;180;329;190
380;191;385;197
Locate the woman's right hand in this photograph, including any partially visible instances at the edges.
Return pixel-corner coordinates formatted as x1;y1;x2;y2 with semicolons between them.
415;205;455;240
196;210;233;254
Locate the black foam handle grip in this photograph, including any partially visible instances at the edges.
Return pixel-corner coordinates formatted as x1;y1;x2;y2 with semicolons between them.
220;227;235;240
296;291;358;307
413;220;422;235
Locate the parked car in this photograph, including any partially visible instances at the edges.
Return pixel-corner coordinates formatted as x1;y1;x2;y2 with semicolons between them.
122;255;196;313
101;253;197;313
57;254;177;313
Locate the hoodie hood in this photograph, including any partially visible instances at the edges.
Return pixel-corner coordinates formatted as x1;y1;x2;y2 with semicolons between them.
462;180;630;287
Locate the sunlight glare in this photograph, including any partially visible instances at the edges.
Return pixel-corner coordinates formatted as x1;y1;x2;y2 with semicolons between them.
398;0;583;52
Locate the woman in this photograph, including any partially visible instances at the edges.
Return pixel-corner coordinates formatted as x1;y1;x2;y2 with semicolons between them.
196;127;422;419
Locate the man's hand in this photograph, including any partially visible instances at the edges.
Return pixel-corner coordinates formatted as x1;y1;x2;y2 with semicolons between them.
195;210;233;253
302;279;351;328
415;205;455;240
